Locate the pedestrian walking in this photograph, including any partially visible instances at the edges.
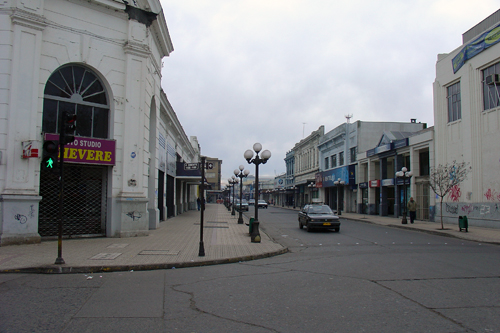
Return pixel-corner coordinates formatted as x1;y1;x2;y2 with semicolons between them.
407;197;417;224
197;197;201;211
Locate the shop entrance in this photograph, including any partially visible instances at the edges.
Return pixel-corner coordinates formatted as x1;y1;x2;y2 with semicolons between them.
39;164;107;237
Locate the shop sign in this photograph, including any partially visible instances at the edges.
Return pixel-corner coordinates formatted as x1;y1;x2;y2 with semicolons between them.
369;180;380;188
44;134;116;166
381;178;395;186
359;182;368;189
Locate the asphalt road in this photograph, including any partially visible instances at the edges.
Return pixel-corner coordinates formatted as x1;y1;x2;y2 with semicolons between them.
1;206;499;332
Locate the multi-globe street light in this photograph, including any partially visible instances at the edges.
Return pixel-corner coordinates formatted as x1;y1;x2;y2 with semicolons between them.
228;176;239;216
334;178;345;215
244;143;271;243
307;182;316;204
396;167;413;224
234;165;250;224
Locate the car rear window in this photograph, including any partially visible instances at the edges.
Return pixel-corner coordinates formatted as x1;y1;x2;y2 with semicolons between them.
308;206;333;214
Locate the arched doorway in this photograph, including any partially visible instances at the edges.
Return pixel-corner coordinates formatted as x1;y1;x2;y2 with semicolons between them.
39;65;110;238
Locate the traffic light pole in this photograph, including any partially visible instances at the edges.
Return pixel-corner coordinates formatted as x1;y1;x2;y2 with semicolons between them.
55;139;65;265
54;113;67;265
54;111;76;265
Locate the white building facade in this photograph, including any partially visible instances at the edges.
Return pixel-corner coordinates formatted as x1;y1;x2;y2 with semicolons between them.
290;126;324;208
357;127;433;220
316;121;426;215
433;9;500;228
0;0;199;245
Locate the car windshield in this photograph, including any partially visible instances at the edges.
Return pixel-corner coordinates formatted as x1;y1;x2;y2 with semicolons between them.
258;200;266;203
307;205;333;215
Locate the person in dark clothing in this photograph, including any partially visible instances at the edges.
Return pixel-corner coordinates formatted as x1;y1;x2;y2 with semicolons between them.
197;197;201;211
407;197;417;224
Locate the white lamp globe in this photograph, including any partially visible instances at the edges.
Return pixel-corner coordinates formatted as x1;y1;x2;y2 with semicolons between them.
244;149;254;160
261;150;271;160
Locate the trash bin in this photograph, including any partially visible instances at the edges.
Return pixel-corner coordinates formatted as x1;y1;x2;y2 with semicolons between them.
458;216;468;232
249;217;254;234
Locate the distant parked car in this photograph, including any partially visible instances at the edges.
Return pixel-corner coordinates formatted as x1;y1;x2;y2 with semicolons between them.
298;204;340;232
257;200;268;209
235;199;249;211
248;199;255;205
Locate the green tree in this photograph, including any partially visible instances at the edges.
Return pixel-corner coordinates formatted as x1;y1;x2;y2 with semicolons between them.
429;161;471;229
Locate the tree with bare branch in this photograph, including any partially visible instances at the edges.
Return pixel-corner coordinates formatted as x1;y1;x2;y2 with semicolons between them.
429;161;471;229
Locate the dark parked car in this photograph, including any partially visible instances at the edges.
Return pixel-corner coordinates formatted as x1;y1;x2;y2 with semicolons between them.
257;200;268;209
298;204;340;232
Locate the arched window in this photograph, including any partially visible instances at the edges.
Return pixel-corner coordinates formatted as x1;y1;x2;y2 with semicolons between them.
42;65;109;138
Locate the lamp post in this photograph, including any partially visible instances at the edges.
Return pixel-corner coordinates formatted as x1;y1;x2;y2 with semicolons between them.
396;167;413;224
244;143;271;243
291;185;296;208
234;165;250;224
308;182;315;204
228;176;238;216
225;184;232;211
334;178;345;215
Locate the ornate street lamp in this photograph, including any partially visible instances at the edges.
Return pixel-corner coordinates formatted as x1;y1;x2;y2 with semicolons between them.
334;178;345;215
244;143;271;243
228;176;239;216
396;167;413;224
308;182;316;204
234;165;250;224
225;184;232;211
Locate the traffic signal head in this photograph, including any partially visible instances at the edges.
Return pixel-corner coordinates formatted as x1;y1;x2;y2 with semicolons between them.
60;112;77;145
42;140;59;170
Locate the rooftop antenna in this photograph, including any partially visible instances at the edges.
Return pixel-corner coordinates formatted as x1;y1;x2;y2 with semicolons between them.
345;114;353;123
302;122;307;138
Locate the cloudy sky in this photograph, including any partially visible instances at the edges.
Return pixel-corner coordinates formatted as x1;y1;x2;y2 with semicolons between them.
160;0;499;182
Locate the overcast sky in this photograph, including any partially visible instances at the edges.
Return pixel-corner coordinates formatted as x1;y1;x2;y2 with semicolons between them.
160;0;499;183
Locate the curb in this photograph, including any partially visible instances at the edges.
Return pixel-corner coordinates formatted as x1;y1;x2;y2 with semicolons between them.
0;248;289;274
342;216;500;246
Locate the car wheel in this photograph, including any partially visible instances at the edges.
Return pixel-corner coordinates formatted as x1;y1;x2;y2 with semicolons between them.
334;227;340;232
306;223;312;232
299;221;303;229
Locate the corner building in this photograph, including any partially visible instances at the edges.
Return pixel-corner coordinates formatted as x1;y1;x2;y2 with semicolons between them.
0;0;198;244
433;9;500;228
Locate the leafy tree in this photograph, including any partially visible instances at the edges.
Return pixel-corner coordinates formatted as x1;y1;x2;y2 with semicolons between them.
429;161;471;229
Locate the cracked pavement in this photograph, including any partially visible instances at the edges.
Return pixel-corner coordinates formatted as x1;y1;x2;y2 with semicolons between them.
1;208;499;332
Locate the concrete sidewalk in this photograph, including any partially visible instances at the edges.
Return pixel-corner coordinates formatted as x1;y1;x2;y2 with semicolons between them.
1;204;498;274
0;204;287;274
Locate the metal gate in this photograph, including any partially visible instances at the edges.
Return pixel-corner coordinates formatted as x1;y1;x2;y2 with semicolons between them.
39;164;107;237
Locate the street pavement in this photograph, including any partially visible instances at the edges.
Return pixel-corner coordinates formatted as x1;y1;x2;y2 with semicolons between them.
0;204;498;274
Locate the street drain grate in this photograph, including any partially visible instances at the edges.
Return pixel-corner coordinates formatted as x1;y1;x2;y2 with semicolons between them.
138;250;179;255
90;253;122;260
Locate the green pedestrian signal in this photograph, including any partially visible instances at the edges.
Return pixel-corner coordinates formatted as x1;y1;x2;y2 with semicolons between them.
45;157;55;168
42;140;59;170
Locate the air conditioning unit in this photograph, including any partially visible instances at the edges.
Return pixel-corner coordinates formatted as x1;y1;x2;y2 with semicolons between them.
486;74;500;85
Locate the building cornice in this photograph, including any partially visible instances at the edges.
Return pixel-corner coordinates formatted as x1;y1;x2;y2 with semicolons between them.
10;9;47;31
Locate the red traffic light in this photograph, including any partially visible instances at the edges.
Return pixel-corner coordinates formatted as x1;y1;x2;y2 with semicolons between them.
43;140;58;154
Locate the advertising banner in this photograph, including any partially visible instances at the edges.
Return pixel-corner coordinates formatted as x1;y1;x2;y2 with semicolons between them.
44;133;116;166
452;22;500;73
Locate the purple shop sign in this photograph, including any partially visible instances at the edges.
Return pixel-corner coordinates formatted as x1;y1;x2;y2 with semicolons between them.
44;133;116;166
